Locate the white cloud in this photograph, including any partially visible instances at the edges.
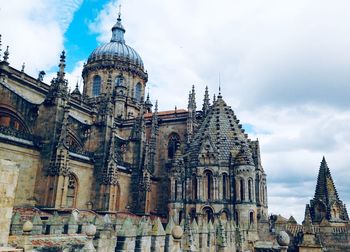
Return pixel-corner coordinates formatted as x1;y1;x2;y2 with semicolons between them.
89;0;350;223
0;0;82;77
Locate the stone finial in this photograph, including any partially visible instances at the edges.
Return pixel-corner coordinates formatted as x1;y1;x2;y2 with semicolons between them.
191;218;198;233
166;216;175;235
31;212;43;235
23;220;33;234
82;224;96;252
137;216;151;236
202;85;210;115
57;50;66;80
276;231;290;246
118;217;136;237
21;62;25;72
152;217;165;236
171;225;183;240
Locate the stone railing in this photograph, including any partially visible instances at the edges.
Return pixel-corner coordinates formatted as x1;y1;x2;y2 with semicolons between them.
8;211;240;252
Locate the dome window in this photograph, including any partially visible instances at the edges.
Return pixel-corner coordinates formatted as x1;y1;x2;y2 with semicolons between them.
115;73;124;86
134;82;142;102
92;75;101;97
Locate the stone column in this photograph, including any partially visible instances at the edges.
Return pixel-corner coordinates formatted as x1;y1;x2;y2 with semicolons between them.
0;159;19;247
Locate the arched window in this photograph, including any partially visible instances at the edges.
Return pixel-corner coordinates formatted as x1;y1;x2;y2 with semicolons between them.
0;108;30;133
168;133;180;159
179;210;184;224
248;179;253;202
115;74;123;86
92;75;101;96
240;179;245;201
66;173;78;208
192;175;198;200
203;207;214;223
222;173;229;200
205;171;214;200
134;82;142;102
249;211;254;225
235;211;239;226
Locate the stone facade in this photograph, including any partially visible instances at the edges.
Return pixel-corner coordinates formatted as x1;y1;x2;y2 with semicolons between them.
0;11;349;252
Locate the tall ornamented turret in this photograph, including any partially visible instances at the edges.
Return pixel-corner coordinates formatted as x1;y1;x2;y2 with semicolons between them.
309;157;349;222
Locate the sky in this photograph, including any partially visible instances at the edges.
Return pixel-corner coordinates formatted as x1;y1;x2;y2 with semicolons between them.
1;0;350;223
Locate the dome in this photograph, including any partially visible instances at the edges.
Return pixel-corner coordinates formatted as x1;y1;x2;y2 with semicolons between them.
87;14;144;70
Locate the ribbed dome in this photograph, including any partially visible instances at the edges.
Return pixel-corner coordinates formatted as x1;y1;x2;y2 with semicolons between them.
87;14;144;69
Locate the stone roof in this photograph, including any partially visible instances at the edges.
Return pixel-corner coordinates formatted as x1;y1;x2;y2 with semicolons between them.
313;157;340;205
188;95;253;166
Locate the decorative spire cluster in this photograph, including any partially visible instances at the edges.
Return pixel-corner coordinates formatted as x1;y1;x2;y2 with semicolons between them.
57;51;66;80
202;86;210;115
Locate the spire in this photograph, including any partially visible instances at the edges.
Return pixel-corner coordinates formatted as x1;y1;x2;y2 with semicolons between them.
144;90;153;112
303;204;314;234
3;46;9;63
313;156;339;204
111;4;125;43
187;91;192;110
57;50;66;80
217;73;222;98
202;85;210;115
213;93;216;103
0;34;2;59
191;85;196;111
71;81;82;98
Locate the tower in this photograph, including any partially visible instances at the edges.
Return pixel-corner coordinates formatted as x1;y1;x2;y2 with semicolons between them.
309;157;349;223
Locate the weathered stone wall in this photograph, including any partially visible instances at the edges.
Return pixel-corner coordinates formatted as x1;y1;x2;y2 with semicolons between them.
0;143;40;207
0;159;19;246
70;159;94;209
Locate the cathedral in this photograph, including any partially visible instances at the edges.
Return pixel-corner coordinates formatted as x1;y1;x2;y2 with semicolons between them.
0;11;349;252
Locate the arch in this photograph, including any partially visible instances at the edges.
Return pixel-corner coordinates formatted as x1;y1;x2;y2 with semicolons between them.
179;210;184;224
204;170;214;200
67;132;84;153
92;75;101;96
66;173;78;208
240;178;245;201
192;175;198;200
168;133;180;159
235;210;239;226
249;211;254;225
219;209;229;222
202;206;214;223
222;173;229;200
0;106;31;133
115;73;123;86
134;82;142;102
248;178;253;202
